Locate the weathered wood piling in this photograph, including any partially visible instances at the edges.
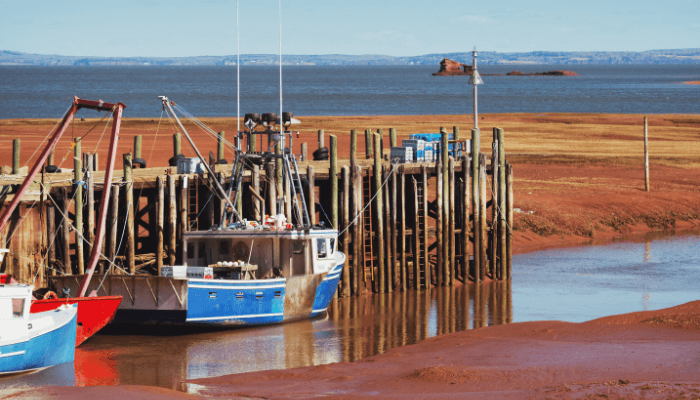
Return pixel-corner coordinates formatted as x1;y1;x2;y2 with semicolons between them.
1;125;513;297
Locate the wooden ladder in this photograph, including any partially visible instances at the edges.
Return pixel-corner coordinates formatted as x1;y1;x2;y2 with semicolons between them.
187;176;199;231
362;175;374;283
415;177;427;288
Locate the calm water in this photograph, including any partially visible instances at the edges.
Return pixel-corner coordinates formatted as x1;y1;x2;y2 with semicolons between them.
1;65;699;119
1;230;699;392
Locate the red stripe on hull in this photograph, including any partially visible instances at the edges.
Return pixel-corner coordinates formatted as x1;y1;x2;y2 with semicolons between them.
31;296;122;347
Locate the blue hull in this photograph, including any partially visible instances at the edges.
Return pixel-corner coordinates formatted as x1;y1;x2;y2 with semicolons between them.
113;261;344;327
0;307;77;375
186;262;344;326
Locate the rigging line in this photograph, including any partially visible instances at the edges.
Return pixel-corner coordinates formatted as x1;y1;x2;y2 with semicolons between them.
5;249;66;277
338;160;399;237
7;108;112;244
146;108;165;167
21;105;72;171
96;178;134;293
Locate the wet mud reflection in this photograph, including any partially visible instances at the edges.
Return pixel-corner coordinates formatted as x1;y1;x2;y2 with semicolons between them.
0;283;511;391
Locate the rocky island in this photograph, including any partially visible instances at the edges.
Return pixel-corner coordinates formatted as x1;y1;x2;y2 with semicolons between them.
432;58;578;77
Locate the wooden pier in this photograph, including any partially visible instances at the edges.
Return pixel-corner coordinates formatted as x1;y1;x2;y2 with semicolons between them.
0;126;513;296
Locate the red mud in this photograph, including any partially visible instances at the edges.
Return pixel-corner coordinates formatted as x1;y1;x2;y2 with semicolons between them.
2;113;700;398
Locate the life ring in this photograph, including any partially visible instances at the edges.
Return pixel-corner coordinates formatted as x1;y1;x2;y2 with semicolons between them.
233;241;249;261
43;291;58;300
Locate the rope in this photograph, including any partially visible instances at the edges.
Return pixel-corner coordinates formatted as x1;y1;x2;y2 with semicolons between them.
338;160;399;237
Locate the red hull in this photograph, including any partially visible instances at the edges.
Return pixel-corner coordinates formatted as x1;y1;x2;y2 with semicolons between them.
31;296;122;346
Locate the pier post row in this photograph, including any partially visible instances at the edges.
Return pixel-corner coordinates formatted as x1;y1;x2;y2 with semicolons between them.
1;125;513;297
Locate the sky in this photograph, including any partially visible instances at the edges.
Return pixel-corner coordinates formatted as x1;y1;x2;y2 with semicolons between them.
0;0;698;57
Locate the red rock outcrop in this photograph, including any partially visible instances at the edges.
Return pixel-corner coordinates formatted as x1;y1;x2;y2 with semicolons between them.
506;70;578;76
432;58;474;76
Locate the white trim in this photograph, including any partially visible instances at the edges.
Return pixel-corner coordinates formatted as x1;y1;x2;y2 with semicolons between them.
323;273;341;281
189;278;286;284
186;312;284;322
312;308;328;314
0;350;25;359
189;284;286;290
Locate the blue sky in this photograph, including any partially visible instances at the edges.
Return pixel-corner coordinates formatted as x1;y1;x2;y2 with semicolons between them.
1;0;698;57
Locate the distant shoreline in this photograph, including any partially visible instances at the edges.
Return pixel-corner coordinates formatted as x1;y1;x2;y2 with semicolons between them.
2;48;700;66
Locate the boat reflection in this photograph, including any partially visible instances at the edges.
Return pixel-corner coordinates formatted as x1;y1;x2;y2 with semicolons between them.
0;282;512;392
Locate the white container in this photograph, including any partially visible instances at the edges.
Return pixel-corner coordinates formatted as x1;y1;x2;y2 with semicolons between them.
402;139;425;162
177;158;204;174
424;149;434;163
161;266;213;279
390;147;413;163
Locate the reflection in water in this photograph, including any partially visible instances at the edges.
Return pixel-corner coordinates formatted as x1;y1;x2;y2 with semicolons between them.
0;282;512;392
330;282;512;362
644;240;651;263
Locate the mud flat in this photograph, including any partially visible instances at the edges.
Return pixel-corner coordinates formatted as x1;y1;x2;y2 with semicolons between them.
2;300;699;399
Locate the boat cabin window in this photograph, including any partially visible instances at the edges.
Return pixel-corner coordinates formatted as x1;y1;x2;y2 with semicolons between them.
12;298;24;319
187;243;194;258
316;238;327;258
329;238;335;254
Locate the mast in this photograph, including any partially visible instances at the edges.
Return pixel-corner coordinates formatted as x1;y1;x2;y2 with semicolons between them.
159;96;239;221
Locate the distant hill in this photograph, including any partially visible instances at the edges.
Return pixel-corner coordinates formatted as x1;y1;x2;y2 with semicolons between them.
1;49;699;66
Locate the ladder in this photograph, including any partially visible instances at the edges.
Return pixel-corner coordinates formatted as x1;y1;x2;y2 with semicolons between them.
415;176;427;288
362;174;374;282
187;176;199;230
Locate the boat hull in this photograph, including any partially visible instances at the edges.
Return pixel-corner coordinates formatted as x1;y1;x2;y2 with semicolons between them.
30;296;122;346
0;306;77;375
50;256;344;327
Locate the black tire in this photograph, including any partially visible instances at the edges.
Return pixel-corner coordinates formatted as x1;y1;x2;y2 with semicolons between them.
44;165;60;173
132;158;147;169
313;147;329;161
216;159;228;165
169;154;185;167
282;112;294;123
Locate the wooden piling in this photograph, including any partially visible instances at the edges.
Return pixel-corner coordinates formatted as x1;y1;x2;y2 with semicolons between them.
436;154;444;286
12;138;20;174
644;116;650;192
365;129;372;159
491;129;499;279
300;142;307;161
449;156;456;286
373;133;385;293
453;126;460;141
266;163;277;217
471;129;480;282
167;174;176;266
390;165;398;290
350;130;357;166
330;135;338;229
399;166;407;291
421;165;430;288
173;133;181;158
252;165;261;221
383;165;392;293
134;135;143;160
479;153;488;282
60;188;71;274
217;131;225;162
306;165;315;225
123;153;135;274
250;131;257;153
156;177;164;275
461;155;470;282
412;175;420;290
441;127;449;285
498;128;506;281
390;128;397;148
352;164;363;295
74;139;84;275
47;201;56;276
107;184;119;274
341;166;351;297
86;153;95;268
318;129;325;149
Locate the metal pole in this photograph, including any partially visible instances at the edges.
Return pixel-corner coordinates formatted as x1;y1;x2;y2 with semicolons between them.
472;48;478;130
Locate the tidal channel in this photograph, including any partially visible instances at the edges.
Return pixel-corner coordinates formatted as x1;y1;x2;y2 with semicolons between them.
1;230;699;392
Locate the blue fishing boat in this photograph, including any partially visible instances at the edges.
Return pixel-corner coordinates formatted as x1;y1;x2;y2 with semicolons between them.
51;97;345;327
0;284;77;375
